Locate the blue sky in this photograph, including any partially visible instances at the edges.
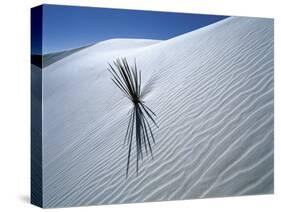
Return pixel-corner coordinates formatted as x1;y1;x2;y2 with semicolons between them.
36;4;228;54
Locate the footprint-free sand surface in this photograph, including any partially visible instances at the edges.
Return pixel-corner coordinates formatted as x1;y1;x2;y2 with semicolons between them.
40;17;273;207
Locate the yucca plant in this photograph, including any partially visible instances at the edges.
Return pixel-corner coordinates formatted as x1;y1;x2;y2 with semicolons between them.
107;57;158;178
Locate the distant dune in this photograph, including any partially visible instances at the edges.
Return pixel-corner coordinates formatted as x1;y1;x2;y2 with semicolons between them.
41;17;273;207
31;44;92;68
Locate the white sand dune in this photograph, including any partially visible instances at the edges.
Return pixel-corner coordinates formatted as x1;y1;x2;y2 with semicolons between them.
42;16;273;208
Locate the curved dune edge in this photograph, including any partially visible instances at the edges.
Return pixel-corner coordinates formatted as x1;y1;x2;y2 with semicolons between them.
42;16;273;208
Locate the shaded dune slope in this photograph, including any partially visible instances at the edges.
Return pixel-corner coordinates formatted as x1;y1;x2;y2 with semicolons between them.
31;45;91;68
42;17;273;207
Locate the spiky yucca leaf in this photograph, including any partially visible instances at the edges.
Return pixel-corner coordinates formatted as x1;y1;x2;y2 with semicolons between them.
107;58;158;178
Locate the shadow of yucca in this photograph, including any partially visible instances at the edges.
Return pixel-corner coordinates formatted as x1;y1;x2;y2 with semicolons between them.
108;57;158;178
